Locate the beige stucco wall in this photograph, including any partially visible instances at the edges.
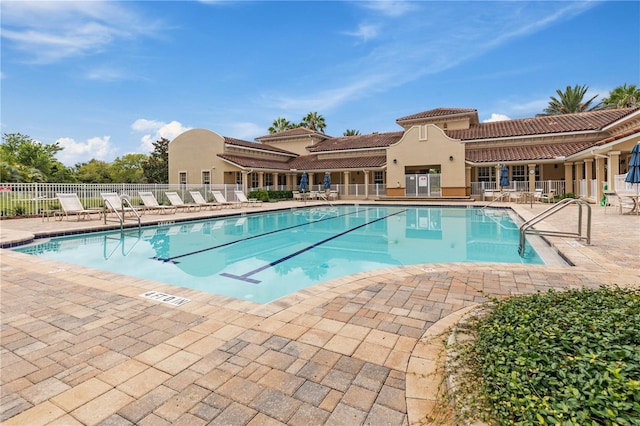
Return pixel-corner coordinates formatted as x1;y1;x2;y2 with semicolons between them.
262;135;320;156
168;129;227;185
386;124;466;196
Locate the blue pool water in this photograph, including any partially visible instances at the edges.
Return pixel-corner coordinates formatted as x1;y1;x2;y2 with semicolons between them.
15;205;543;304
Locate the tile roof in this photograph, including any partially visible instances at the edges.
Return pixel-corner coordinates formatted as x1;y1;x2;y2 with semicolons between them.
308;132;403;152
465;141;598;163
396;108;478;122
289;155;387;170
447;108;639;141
224;137;296;155
217;154;292;170
255;127;330;141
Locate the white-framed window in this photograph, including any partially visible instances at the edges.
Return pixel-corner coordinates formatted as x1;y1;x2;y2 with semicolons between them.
201;171;210;186
250;173;259;188
374;171;384;184
179;172;187;189
235;172;242;185
477;167;495;182
512;165;526;181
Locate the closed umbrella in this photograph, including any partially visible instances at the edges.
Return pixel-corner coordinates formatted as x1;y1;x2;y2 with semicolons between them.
625;143;640;188
323;172;331;190
499;165;509;189
299;172;309;192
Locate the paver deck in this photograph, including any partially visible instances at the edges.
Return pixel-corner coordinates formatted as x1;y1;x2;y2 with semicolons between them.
1;199;638;425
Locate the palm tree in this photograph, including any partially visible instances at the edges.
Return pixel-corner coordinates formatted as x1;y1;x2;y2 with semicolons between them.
343;129;360;136
301;112;326;133
541;84;603;115
268;117;292;134
602;83;640;109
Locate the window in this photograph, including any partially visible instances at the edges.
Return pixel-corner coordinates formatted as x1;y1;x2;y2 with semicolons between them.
179;172;187;189
201;171;210;186
278;174;287;187
373;171;384;184
264;173;273;187
477;167;495;182
235;172;242;185
250;173;259;188
512;165;526;181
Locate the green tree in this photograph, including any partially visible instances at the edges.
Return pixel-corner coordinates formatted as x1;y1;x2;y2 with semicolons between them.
142;137;169;183
268;117;293;134
111;153;148;183
541;84;602;115
343;129;360;136
0;133;63;182
602;83;640;108
300;112;326;133
76;159;112;183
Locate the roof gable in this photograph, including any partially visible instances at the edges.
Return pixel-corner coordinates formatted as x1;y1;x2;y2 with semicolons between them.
396;108;478;123
255;127;330;141
308;131;403;152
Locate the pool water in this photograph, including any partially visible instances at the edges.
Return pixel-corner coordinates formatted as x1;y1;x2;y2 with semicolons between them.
15;205;543;304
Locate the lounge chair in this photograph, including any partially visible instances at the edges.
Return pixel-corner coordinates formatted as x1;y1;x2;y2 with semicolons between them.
55;193;102;221
234;190;262;207
101;192;141;217
211;190;241;208
540;189;555;203
138;191;177;215
165;192;201;212
189;191;221;210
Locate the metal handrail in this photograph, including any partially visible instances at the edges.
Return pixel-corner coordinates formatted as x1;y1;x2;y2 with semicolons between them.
103;197;141;230
518;198;591;257
480;191;511;211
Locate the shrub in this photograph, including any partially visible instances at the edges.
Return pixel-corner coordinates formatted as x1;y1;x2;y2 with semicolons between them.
447;286;640;425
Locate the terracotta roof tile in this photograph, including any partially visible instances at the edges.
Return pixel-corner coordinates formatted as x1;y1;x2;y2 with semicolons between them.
466;141;597;163
224;137;295;155
289;155;387;170
255;127;330;141
396;108;477;122
448;108;639;141
308;132;403;152
217;154;292;170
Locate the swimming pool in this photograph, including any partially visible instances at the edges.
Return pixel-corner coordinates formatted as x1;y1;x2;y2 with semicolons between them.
15;205;544;304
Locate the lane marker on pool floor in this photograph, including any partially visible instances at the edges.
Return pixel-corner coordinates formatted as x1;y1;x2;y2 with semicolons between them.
221;209;407;284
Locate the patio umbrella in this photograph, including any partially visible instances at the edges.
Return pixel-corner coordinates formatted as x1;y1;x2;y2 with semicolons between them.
323;172;331;190
299;172;309;192
499;165;510;189
625;143;640;188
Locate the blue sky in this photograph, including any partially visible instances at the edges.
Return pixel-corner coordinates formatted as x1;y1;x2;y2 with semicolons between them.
1;0;639;166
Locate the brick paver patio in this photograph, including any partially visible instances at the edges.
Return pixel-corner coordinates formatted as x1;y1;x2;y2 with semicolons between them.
1;200;638;425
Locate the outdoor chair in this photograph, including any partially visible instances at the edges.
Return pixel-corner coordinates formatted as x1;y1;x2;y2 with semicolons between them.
138;191;177;215
540;189;555;203
165;192;202;212
101;192;141;217
189;191;222;210
234;190;262;207
211;190;241;208
55;193;102;221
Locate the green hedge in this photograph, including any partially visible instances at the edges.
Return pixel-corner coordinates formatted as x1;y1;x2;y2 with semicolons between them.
248;189;293;201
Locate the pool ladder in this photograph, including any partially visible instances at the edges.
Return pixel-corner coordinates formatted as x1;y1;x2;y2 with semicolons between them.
518;198;591;257
103;196;141;231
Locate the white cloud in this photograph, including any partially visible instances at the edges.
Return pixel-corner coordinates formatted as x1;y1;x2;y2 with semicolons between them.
224;122;265;141
358;1;418;17
131;119;192;153
484;114;511;123
56;136;117;166
343;24;380;42
1;1;161;64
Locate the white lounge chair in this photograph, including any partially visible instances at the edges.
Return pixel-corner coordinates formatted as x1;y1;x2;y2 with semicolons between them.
234;190;262;207
165;192;201;212
101;192;140;217
138;191;176;215
55;193;102;221
211;190;241;208
189;191;221;210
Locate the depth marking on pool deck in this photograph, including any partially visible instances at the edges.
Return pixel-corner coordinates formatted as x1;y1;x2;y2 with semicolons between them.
152;207;375;264
221;209;407;284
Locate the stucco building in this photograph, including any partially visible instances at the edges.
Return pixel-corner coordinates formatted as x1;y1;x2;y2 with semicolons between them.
168;107;640;201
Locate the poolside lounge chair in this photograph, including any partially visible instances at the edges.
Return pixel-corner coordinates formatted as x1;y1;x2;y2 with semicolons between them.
189;191;221;210
234;190;262;207
540;189;555;203
292;190;304;201
138;191;177;215
165;192;202;212
55;193;102;221
101;192;141;217
211;190;241;208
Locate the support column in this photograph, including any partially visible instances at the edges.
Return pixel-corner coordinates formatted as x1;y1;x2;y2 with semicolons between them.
584;158;593;198
595;156;605;202
272;173;278;190
363;170;370;199
241;171;249;194
465;166;472;196
575;161;584;196
607;151;620;191
528;164;536;192
494;165;501;189
257;172;264;189
564;163;574;194
308;173;315;191
343;171;350;197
